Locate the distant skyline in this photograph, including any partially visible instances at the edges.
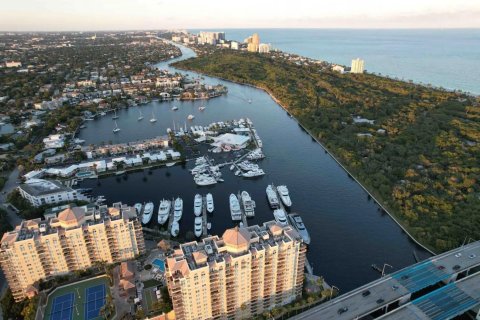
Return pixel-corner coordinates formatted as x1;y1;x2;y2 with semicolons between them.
1;0;480;31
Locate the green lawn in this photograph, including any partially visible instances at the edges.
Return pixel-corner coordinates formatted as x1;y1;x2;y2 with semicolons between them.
43;276;110;320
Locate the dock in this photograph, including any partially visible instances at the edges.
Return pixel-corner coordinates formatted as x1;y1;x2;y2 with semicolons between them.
167;198;175;235
238;191;248;227
202;196;208;237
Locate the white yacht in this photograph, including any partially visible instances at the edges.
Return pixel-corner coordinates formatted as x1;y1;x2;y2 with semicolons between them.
113;121;120;133
194;217;203;237
229;194;242;221
138;109;144;121
172;106;178;111
242;169;265;178
187;114;195;120
266;184;280;208
142;202;154;224
174;197;183;222
288;214;311;244
241;191;256;217
171;221;179;237
194;175;217;186
277;185;292;207
273;209;288;226
157;199;171;225
194;194;203;216
199;106;206;111
206;193;214;213
134;203;143;215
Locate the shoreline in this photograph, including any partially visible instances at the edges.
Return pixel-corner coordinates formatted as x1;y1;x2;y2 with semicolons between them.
173;63;437;256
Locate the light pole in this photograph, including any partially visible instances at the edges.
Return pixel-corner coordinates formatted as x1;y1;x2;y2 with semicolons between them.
382;263;393;277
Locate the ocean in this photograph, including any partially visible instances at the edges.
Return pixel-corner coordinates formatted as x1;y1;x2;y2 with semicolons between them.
190;28;480;95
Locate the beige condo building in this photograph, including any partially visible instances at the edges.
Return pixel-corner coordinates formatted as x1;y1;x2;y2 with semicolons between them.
165;221;307;320
0;202;145;301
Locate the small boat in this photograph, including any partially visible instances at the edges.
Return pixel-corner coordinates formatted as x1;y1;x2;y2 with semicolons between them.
134;203;143;215
207;222;211;230
73;138;85;144
150;110;157;123
174;197;183;222
194;175;217;186
171;221;179;237
206;193;214;213
194;217;203;237
241;191;255;217
79;125;86;129
166;162;175;167
229;194;242;221
194;194;203;216
112;110;119;119
172;106;178;111
199;106;206;111
288;214;311;244
99;112;106;116
266;184;280;208
273;209;288;226
138;109;144;121
230;165;235;171
157;199;171;225
248;99;252;104
142;202;154;224
113;120;120;133
187;114;195;120
242;169;265;178
277;185;292;207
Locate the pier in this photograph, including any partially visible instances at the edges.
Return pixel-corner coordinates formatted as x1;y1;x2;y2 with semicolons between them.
202;195;208;237
167;198;175;236
238;191;249;227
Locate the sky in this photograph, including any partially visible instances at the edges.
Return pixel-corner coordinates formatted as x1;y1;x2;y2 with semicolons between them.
1;0;480;31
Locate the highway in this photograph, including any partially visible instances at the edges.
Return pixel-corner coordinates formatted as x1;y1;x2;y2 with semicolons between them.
291;240;480;320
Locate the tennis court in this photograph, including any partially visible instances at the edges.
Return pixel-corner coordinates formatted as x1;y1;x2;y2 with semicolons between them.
50;293;75;320
85;284;106;320
44;276;110;320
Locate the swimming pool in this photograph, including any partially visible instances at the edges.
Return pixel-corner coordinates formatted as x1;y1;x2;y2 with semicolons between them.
152;258;165;272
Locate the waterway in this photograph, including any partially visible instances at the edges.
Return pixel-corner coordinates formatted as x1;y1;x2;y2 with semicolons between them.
77;44;431;293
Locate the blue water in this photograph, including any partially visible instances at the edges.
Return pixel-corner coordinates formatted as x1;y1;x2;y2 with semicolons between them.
190;29;480;94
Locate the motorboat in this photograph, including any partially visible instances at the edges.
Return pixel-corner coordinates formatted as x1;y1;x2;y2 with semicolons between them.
172;106;178;111
243;169;265;178
238;161;259;171
112;110;119;120
174;197;183;222
273;209;288;226
157;199;171;225
241;191;256;217
266;184;280;208
187;114;195;120
277;185;292;207
150;110;157;123
194;175;217;186
247;148;265;160
288;214;311;244
194;194;203;216
206;193;214;213
207;222;211;230
229;194;242;221
134;203;143;215
199;106;206;111
138;109;144;121
142;202;154;224
73;138;85;144
194;217;203;237
171;221;179;237
113;121;120;133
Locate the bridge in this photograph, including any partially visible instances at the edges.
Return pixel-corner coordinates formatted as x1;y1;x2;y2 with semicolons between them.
292;240;480;320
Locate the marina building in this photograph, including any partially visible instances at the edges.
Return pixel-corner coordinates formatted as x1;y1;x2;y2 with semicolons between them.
0;203;145;301
165;221;307;319
351;58;365;74
18;179;89;207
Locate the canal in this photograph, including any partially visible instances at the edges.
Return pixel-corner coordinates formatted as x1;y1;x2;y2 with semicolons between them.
77;43;431;292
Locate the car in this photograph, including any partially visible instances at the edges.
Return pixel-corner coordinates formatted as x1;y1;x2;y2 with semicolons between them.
392;285;399;291
455;253;462;258
401;275;409;280
469;254;476;259
437;265;445;270
376;298;385;304
337;307;348;315
453;265;461;271
362;290;371;297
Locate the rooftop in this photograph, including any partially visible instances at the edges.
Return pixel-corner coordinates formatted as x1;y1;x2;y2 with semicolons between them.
19;179;71;196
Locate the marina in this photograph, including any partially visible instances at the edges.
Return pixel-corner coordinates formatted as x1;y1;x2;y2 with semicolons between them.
76;43;433;292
